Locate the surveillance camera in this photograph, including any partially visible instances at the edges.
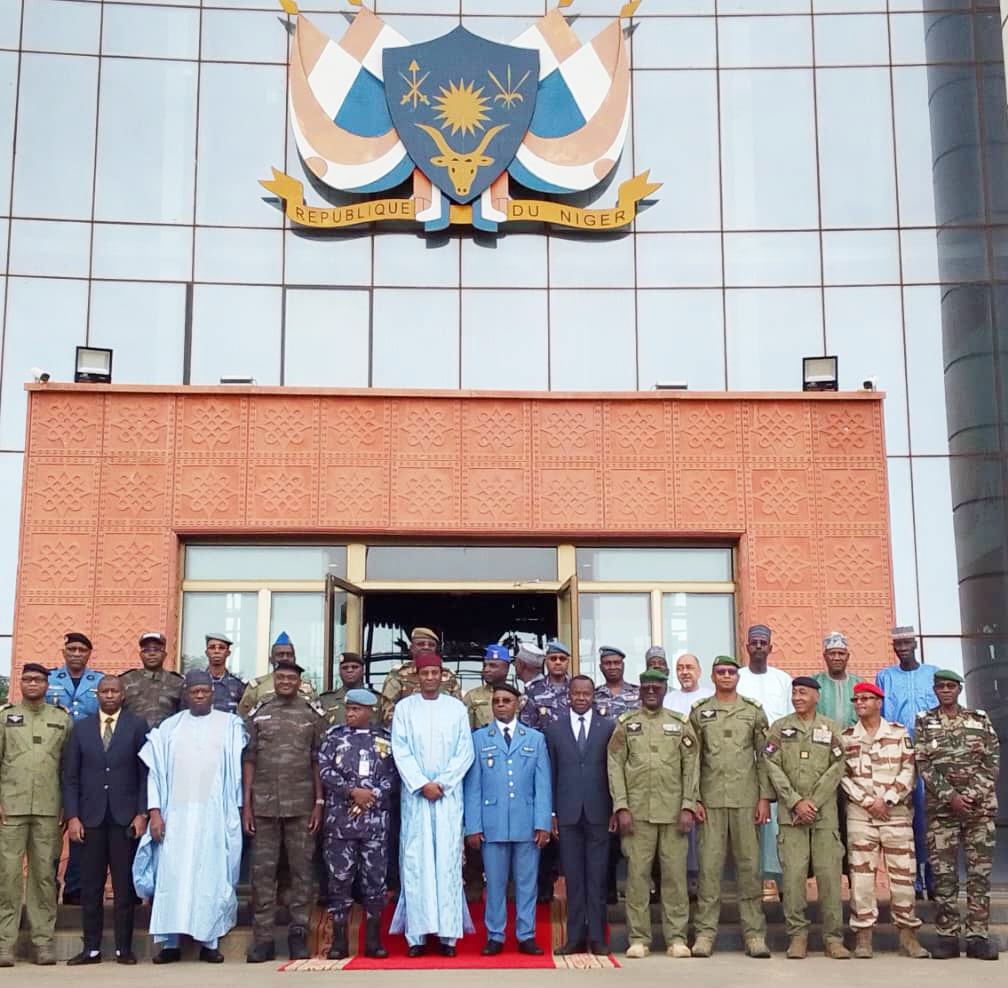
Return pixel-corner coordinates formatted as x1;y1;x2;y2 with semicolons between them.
861;376;877;391
30;368;50;383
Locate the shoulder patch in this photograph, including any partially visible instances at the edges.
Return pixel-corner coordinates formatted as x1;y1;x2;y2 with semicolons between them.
764;741;778;755
841;725;855;736
617;709;635;723
903;735;913;749
166;670;184;681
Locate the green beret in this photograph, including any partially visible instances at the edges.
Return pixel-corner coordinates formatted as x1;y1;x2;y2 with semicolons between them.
639;668;668;684
933;669;963;685
712;655;740;669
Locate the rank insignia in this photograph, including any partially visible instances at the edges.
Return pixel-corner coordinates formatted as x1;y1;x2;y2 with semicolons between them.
903;736;913;750
799;751;809;759
682;736;693;748
663;723;681;734
832;746;842;758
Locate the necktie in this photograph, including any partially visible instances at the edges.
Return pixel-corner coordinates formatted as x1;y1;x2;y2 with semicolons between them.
503;726;512;747
102;717;114;751
577;716;587;752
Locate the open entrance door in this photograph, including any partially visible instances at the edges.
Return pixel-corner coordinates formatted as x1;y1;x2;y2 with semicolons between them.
323;572;363;691
557;573;580;673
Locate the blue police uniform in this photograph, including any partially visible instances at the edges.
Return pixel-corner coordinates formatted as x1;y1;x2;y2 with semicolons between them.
463;722;552;945
519;678;570;730
45;666;105;723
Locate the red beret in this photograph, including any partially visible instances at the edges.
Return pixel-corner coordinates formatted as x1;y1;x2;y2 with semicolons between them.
414;653;442;670
852;682;884;700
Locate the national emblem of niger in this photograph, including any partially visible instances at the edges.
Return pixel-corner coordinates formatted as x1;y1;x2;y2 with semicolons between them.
260;0;660;233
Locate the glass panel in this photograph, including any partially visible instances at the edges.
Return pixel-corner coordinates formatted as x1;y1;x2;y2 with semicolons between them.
185;545;347;581
549;291;636;390
270;592;326;694
101;4;200;59
578;592;652;682
631;16;715;69
0;3;20;50
374;236;459;288
912;457;963;636
718;16;812;68
284;288;370;387
636;234;722;289
461;235;547;288
201;9;287;62
365;546;557;582
576;547;732;582
636;289;726;392
285;230;372;287
0;453;24;633
662;592;736;684
461;290;548;390
190;284;282;385
180;591;258;682
9;220;91;277
813;14;889;66
821;230;901;285
0;52;15;215
723;232;821;287
22;0;100;54
903;285;950;455
194;228;283;285
887;457;918;626
91;224;193;282
372;288;459;389
549;235;634;289
892;67;937;227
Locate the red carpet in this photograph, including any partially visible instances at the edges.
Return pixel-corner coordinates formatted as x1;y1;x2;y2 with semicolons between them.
344;901;556;970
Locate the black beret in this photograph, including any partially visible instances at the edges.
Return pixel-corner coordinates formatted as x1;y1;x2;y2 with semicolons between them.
492;683;521;699
21;662;49;678
64;632;93;649
792;676;821;691
273;660;304;675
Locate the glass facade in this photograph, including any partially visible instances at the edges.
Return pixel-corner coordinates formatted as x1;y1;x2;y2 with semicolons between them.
1;0;1005;710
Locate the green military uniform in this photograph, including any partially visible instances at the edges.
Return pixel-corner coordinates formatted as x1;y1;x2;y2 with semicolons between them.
319;685;379;727
607;706;698;950
238;672;317;718
689;692;771;946
378;662;461;726
915;693;1000;945
119;667;184;728
763;712;846;942
0;701;71;954
463;683;494;730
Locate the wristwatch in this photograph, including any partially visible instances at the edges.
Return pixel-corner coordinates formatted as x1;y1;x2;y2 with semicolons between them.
315;798;325;806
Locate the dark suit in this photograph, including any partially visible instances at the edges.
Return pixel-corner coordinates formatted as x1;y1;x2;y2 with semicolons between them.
61;708;149;955
546;712;615;947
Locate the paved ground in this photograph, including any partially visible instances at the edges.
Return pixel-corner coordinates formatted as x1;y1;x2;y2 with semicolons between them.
6;954;1006;986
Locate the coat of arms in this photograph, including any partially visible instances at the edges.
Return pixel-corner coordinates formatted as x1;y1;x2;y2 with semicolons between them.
261;0;659;233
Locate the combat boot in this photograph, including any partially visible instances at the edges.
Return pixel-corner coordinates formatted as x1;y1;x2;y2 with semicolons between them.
625;943;650;958
745;936;771;958
853;929;873;958
33;944;56;966
666;941;691;958
824;937;851;959
691;935;714;957
931;935;960;959
288;926;310;961
246;941;276;964
897;927;929;958
965;937;999;960
327;923;349;961
0;945;13;967
364;917;388;959
786;933;807;959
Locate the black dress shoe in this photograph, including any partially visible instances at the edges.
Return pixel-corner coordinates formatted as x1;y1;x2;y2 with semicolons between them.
518;939;544;956
439;942;456;957
152;948;181;964
66;951;101;966
115;952;137;965
588;941;609;956
199;947;225;963
481;940;504;956
407;943;426;958
246;942;276;964
554;942;587;955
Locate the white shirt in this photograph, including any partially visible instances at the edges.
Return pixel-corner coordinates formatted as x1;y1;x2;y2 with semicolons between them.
569;708;593;739
495;718;517;744
663;685;714;715
737;665;793;723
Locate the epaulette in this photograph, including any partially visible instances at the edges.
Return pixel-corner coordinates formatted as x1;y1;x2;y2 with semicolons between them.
975;708;988;717
891;721;905;730
165;670;184;681
617;709;636;724
841;725;855;735
247;696;275;718
0;703;10;713
248;676;263;689
666;709;687;722
691;695;713;710
740;695;763;708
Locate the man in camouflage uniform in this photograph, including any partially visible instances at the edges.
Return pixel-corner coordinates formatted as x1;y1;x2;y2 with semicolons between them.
194;633;247;714
379;627;461;726
119;631;183;728
0;663;71;966
242;660;325;963
689;655;772;959
841;681;928;959
463;645;511;731
608;668;697;959
520;640;572;730
319;652;377;727
594;646;639;718
915;669;1000;960
238;632;318;717
319;689;397;960
763;677;849;959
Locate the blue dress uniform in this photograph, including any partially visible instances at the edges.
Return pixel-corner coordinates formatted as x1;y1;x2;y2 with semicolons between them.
45;667;105;723
463;722;552;945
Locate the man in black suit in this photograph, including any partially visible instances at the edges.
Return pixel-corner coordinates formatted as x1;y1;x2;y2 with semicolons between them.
545;675;616;955
61;675;149;965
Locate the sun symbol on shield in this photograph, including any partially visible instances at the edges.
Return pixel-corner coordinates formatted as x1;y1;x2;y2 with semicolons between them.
433;80;491;136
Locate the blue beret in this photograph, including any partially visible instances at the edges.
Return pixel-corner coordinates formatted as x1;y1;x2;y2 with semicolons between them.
346;688;377;707
546;640;571;656
484;644;510;662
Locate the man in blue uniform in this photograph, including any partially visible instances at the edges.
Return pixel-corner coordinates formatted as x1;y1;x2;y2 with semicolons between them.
520;640;572;730
464;684;551;955
192;633;246;714
876;624;939;897
594;646;639;719
45;631;105;906
318;689;397;961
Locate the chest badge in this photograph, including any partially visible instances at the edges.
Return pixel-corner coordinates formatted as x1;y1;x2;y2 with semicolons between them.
781;727;798;739
5;714;23;725
700;709;717;720
626;722;643;734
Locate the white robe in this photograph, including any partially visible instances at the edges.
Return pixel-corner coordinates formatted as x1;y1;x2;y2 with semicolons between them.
390;693;475;944
132;710;247;943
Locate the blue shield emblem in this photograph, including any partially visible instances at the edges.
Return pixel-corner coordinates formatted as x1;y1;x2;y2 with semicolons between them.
384;27;539;205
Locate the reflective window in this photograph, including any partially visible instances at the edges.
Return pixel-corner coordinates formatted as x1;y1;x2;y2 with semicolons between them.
577;547;732;582
9;220;91;277
88;282;186;384
887;457;919;625
372;288;459;389
817;68;897;228
91;224;193;282
718;16;812;68
285;230;372;287
95;59;198;225
821;230;901;285
911;457;963;636
720;69;818;229
903;285;950;455
0;3;19;50
461;290;548;390
936;227;988;283
578;592;652;682
550;291;636;390
196;63;286;226
270;592;326;692
180;592;258;682
186;545;347;580
636;234;722;289
0;52;15;215
202;9;287;63
721;0;808;11
0;453;24;634
888;12;926;64
373;237;460;288
813;14;889;66
22;0;100;54
190;285;282;385
724;232;821;287
662;592;736;684
462;235;547;288
195;228;283;285
284;288;370;387
14;54;97;219
900;228;939;283
366;546;557;582
725;288;823;391
102;4;200;59
631;17;716;69
549;235;635;289
636;289;725;391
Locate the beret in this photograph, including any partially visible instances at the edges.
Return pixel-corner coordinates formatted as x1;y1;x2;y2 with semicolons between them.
639;668;669;684
933;669;963;685
484;644;510;662
139;631;166;645
340;651;363;665
205;633;233;646
599;646;626;659
792;676;820;691
492;683;521;699
21;662;49;678
65;632;93;649
346;688;377;707
273;660;304;675
546;640;571;656
712;655;740;669
853;681;884;700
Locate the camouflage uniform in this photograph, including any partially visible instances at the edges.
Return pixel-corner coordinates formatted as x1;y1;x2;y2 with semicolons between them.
840;718;920;929
319;685;379;728
378;663;461;726
915;705;999;939
594;682;640;720
244;696;326;946
238;672;318;719
318;725;397;921
519;677;571;730
119;667;183;728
